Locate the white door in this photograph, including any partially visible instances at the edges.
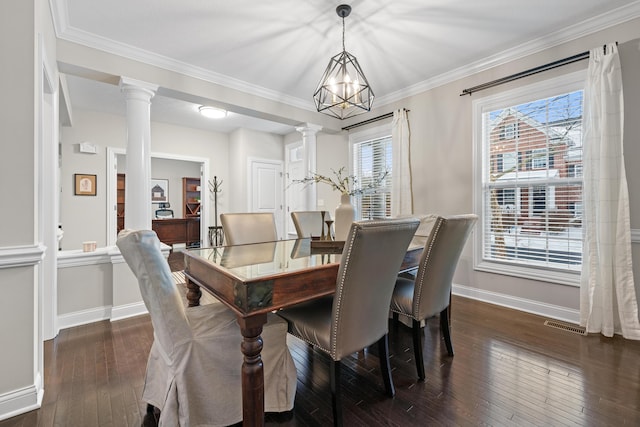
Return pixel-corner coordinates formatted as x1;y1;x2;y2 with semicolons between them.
250;159;284;238
285;142;306;237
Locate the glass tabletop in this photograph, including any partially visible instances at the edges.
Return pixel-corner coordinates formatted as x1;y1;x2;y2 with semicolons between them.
186;238;340;281
186;235;427;282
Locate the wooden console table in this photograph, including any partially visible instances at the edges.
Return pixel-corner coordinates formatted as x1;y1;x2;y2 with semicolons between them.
152;218;200;247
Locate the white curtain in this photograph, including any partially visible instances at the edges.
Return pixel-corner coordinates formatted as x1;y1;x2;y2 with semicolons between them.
580;42;640;339
391;108;413;216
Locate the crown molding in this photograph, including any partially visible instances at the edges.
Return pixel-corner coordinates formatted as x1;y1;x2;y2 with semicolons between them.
48;0;69;38
51;0;640;111
376;1;640;107
51;1;315;112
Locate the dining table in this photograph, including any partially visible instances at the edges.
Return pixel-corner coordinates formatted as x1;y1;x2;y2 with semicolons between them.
183;236;427;427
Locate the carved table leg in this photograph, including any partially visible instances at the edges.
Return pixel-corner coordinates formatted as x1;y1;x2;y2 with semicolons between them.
237;313;268;427
185;277;202;307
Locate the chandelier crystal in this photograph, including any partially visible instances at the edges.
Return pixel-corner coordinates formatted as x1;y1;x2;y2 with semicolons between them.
313;4;374;120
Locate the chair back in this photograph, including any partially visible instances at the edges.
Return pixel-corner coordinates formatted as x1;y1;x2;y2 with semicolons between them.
116;230;191;359
220;212;277;245
413;214;477;320
155;209;174;219
291;211;331;238
331;218;419;359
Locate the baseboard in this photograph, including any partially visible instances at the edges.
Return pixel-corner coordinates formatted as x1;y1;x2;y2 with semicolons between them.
110;301;148;322
453;283;580;324
0;381;43;422
57;306;111;331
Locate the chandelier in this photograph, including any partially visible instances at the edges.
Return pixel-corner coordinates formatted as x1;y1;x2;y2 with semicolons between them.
313;4;374;120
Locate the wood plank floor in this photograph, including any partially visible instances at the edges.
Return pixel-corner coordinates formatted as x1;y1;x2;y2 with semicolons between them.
3;260;639;426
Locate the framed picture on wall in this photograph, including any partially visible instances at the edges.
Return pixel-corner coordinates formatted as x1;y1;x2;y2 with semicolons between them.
74;174;97;196
151;178;169;203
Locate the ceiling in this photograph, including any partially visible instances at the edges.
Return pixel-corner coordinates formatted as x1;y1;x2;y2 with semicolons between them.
53;0;640;135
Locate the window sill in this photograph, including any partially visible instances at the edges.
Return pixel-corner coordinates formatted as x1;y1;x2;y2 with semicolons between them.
474;259;580;287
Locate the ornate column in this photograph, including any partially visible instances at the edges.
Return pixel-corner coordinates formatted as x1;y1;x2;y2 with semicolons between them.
119;77;158;231
295;123;322;210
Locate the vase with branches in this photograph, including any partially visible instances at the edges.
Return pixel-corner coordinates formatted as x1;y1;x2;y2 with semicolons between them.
292;167;388;196
292;167;388;240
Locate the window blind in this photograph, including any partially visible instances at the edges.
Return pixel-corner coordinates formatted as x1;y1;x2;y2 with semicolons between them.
482;90;583;271
352;135;392;219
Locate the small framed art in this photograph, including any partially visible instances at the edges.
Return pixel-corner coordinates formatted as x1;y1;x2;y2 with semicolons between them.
74;174;97;196
151;178;169;203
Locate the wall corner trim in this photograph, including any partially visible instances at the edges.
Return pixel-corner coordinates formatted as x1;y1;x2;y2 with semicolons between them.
0;244;45;269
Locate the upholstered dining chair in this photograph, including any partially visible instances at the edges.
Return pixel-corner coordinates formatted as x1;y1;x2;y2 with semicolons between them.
116;229;296;426
390;214;477;381
277;218;419;427
291;210;332;238
220;212;277;245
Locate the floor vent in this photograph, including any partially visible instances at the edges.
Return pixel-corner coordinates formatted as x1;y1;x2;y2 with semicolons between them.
544;320;586;335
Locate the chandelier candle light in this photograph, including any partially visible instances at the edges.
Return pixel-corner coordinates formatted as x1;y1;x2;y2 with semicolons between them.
314;4;374;119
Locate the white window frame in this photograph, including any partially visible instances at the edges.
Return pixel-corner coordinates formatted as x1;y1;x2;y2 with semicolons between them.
532;148;548;169
568;164;583;178
349;124;392;220
502;122;518;140
472;70;585;286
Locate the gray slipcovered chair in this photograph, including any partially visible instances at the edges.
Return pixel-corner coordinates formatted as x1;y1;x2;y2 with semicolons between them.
116;229;296;426
390;214;477;381
291;210;332;238
220;212;277;245
277;218;419;426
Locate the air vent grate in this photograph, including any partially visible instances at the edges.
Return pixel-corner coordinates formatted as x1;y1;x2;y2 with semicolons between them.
544;320;586;335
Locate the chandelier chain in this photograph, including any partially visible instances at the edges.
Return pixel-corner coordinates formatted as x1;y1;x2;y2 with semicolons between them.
342;16;346;52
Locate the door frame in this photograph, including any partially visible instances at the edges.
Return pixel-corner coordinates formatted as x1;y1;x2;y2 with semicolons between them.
107;148;210;246
284;141;304;238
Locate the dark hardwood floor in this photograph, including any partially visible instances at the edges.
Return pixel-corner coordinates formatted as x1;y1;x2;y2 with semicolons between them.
3;253;639;426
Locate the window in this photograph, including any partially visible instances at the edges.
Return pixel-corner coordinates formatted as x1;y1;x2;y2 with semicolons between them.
567;164;582;178
497;152;517;173
497;188;516;206
350;127;392;219
473;72;584;284
531;148;548;169
500;122;519;140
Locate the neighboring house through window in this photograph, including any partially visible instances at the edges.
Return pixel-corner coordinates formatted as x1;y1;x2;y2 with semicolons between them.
473;71;585;284
349;126;392;219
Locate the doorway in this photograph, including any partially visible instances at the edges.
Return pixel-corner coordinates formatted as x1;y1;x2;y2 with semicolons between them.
107;148;210;246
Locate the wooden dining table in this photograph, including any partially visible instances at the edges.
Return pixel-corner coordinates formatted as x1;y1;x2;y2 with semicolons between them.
183;236;426;427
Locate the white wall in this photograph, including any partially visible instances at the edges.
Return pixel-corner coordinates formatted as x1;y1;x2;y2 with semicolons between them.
228;128;285;213
315;133;350;214
346;18;640;319
56;110;289;335
60;109;230;249
0;0;56;420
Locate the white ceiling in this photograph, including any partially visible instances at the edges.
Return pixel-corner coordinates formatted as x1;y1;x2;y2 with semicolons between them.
53;0;640;134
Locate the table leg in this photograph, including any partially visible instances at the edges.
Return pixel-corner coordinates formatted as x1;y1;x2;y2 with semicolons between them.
237;313;268;427
185;277;202;307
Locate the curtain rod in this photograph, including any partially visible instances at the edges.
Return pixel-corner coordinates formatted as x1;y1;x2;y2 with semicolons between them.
459;51;591;96
341;109;409;131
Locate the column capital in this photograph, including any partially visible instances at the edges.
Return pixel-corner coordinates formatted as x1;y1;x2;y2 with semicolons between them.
295;123;323;136
119;76;158;100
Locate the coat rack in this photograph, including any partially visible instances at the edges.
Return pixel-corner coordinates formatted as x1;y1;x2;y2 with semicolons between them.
208;176;224;246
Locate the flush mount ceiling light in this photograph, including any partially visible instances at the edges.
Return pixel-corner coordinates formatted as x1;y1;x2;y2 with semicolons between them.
313;4;374;120
199;106;227;119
